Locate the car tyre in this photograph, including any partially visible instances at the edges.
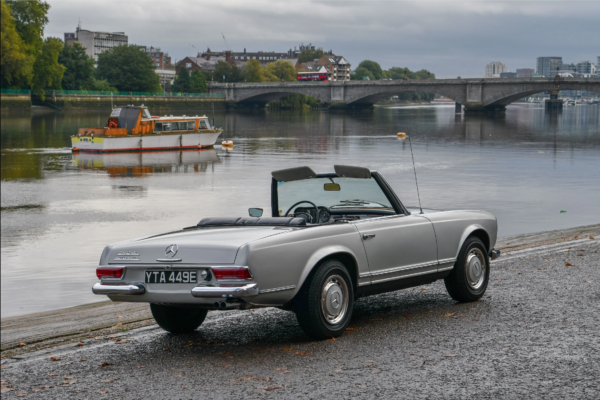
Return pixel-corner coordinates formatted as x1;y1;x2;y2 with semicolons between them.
444;236;490;302
295;259;354;340
150;304;208;334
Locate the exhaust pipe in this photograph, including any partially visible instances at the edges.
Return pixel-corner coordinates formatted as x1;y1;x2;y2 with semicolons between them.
214;301;228;309
214;302;221;309
219;301;227;309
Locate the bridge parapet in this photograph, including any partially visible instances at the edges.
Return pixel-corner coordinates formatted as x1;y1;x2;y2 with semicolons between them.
208;78;600;111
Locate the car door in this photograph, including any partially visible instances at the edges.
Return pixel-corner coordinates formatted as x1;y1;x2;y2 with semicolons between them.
354;214;438;284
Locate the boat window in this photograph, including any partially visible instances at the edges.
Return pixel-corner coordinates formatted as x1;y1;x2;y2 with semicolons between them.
154;122;163;132
142;109;152;119
110;108;121;117
162;123;171;132
199;120;208;129
188;121;196;130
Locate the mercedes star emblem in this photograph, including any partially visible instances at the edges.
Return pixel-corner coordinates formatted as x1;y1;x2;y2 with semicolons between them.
165;244;178;258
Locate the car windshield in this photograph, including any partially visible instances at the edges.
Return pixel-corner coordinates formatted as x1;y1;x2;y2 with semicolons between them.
277;177;395;215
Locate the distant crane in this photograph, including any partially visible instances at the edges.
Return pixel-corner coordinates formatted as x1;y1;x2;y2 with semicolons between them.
221;33;230;51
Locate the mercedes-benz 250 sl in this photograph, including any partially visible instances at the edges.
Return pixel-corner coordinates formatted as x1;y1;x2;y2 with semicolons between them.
92;165;498;339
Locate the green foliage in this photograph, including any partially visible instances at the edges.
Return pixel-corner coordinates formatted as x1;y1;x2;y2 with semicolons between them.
298;47;324;63
386;67;435;80
213;61;232;82
265;60;296;82
351;67;375;81
201;70;213;82
244;59;267;82
58;42;94;90
190;69;207;93
31;37;65;96
96;45;161;92
172;67;191;92
1;1;35;87
5;0;49;52
90;78;117;92
357;60;383;80
229;65;245;82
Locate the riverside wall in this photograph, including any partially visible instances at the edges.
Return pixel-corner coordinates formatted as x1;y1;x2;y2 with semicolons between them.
0;94;32;112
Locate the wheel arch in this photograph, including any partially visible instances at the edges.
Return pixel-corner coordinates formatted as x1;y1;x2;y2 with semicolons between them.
455;225;490;258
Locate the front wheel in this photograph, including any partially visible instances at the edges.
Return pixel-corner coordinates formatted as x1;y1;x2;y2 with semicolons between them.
150;304;208;334
444;237;490;302
295;259;354;340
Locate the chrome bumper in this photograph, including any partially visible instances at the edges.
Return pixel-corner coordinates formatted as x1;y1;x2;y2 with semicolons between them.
191;284;259;298
92;282;146;295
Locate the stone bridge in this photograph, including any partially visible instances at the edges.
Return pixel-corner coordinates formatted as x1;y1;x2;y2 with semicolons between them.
208;78;600;111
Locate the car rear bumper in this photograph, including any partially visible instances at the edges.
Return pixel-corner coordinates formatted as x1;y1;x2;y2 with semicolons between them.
191;284;259;298
92;282;146;295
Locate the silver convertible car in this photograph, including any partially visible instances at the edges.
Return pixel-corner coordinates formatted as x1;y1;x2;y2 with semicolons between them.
92;165;498;339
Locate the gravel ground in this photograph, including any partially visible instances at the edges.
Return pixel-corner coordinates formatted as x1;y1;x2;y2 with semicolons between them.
1;240;599;399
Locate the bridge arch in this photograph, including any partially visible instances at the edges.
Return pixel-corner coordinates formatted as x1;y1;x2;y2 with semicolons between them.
345;86;465;106
484;85;600;108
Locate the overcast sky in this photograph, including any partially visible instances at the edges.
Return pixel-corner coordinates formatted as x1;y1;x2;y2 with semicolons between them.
45;0;598;78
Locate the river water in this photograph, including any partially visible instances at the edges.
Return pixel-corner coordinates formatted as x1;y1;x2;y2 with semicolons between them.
1;104;599;318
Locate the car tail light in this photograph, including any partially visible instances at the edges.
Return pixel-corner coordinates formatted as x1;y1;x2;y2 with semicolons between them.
211;267;252;281
96;266;124;279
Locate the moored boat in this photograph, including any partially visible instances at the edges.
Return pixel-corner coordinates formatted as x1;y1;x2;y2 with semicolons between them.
71;106;223;153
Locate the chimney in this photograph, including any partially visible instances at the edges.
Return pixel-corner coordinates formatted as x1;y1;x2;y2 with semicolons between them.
244;48;246;54
225;50;232;63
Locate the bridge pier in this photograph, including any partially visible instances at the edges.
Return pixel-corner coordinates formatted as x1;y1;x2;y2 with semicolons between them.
455;102;462;113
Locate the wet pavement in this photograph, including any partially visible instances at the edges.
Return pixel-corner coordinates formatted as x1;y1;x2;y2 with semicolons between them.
1;239;599;399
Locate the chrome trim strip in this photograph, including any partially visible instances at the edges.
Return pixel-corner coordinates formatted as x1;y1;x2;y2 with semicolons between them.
358;281;371;286
371;269;438;284
259;285;296;294
156;258;182;262
92;282;146;296
438;258;456;265
191;283;259;298
437;266;454;272
360;261;439;278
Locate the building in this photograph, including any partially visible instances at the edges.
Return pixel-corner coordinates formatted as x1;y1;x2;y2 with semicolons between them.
516;68;534;78
298;62;329;74
536;57;562;77
64;24;128;61
485;62;506;77
576;61;594;74
139;46;164;69
199;48;290;67
155;69;176;88
316;55;351;81
500;72;516;78
176;51;236;75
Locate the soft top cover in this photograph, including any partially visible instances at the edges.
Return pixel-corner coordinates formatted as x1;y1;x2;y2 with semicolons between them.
272;166;317;182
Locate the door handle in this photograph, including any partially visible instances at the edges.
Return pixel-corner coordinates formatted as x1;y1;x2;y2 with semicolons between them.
362;234;376;240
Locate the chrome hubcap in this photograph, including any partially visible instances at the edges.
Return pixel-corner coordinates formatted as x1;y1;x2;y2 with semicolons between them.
466;248;486;290
321;275;349;325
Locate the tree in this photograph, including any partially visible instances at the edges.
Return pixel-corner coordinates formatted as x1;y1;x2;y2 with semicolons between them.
357;60;383;80
5;0;49;52
90;78;117;92
0;1;34;87
244;59;267;82
58;42;94;90
190;69;207;93
298;47;324;63
172;67;191;92
31;37;65;95
265;60;296;82
213;61;232;82
229;65;245;82
96;45;161;92
351;67;375;81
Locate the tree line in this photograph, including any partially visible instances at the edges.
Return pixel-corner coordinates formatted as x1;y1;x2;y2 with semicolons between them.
351;60;437;101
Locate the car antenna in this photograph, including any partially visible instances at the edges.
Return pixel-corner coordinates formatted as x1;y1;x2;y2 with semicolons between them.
407;134;424;214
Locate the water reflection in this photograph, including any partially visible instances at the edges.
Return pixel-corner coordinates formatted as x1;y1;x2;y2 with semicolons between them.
72;149;220;177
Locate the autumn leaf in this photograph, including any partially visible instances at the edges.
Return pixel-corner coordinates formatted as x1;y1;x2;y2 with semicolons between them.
326;338;337;342
50;356;62;361
63;376;74;380
100;379;113;383
112;323;123;329
117;316;123;318
18;342;26;347
565;263;573;266
94;337;104;340
222;364;232;367
100;362;112;367
371;318;383;321
294;352;310;356
260;377;271;381
590;236;595;240
48;374;58;377
77;343;84;347
80;359;87;362
98;390;109;394
442;313;454;317
225;356;233;359
263;386;283;391
283;348;293;351
346;327;358;331
574;236;578;239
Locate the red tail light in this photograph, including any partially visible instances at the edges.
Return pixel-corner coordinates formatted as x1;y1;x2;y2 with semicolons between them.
96;266;124;279
211;267;252;280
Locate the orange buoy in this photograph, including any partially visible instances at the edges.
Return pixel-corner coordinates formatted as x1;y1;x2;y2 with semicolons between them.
221;140;233;147
397;132;406;139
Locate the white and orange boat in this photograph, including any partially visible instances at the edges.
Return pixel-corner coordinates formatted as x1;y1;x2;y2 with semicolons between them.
71;106;223;153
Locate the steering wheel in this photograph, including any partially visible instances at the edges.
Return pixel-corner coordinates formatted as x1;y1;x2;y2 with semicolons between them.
284;200;320;223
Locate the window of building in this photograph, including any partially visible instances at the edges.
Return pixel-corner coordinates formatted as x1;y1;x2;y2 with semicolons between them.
186;63;192;68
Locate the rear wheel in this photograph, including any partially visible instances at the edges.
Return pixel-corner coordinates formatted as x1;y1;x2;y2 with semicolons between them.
444;237;490;302
150;304;208;334
295;259;354;340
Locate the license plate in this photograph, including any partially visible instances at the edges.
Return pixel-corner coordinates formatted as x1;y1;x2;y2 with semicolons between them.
145;270;197;284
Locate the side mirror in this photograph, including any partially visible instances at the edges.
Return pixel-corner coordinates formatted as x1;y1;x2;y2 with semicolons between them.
324;183;341;191
248;208;263;217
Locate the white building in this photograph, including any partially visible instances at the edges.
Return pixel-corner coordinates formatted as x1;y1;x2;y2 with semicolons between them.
485;62;506;77
64;24;128;62
155;69;176;87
